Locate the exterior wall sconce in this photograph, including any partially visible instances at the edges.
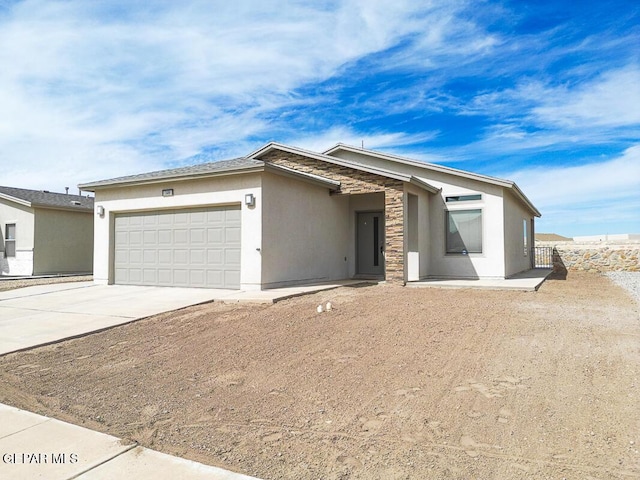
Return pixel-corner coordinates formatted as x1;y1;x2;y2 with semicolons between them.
244;193;255;207
97;205;105;217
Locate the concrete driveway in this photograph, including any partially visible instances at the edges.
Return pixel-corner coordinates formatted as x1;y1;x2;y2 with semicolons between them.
0;282;222;355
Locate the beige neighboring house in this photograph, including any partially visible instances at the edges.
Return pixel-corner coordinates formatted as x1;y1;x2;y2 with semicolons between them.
0;187;94;276
78;142;541;290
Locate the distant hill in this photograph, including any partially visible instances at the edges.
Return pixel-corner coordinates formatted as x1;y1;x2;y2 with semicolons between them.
535;233;573;242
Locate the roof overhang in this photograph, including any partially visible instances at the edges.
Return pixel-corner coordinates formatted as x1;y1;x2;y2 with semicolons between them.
79;164;265;192
79;160;341;193
0;192;31;208
250;142;440;194
324;143;541;217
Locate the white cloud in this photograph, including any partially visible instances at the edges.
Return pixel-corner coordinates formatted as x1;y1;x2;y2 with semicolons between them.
0;0;488;189
505;145;640;235
531;65;640;128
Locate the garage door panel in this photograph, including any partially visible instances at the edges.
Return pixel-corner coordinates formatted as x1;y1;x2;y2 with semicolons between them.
114;268;128;283
207;210;225;223
225;208;241;221
190;228;206;244
173;269;189;285
190;249;205;265
143;250;156;263
225;248;241;265
158;269;172;284
174;212;188;224
207;249;223;265
129;231;143;245
143;269;157;283
191;211;206;224
115;231;128;245
225;227;241;243
207;270;223;287
128;249;143;264
114;249;129;264
174;229;189;245
190;270;206;286
158;230;172;244
158;249;172;264
128;268;143;283
144;215;158;226
207;227;223;243
225;270;240;287
174;249;189;264
114;206;241;288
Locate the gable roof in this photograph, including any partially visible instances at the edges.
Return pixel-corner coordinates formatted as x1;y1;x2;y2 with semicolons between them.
0;186;94;212
249;142;441;194
78;156;341;192
77;142;539;217
324;143;541;217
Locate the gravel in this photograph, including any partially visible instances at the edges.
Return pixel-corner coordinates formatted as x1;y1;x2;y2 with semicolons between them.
605;272;640;304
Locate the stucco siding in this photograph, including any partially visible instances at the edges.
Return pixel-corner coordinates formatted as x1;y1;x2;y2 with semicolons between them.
428;189;506;279
260;150;406;283
330;149;511;278
33;208;94;275
261;172;349;287
404;184;431;280
0;201;35;275
92;174;262;289
503;190;533;277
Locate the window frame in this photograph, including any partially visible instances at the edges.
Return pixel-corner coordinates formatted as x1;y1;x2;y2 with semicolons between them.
445;209;483;255
445;193;482;203
4;223;16;258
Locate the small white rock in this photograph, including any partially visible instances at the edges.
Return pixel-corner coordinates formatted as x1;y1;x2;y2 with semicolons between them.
317;305;323;313
326;302;332;311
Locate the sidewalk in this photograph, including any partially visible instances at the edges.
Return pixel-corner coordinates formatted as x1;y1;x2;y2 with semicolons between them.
407;268;553;291
0;403;260;480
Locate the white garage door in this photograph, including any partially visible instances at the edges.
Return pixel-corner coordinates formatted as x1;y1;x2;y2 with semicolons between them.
114;206;241;289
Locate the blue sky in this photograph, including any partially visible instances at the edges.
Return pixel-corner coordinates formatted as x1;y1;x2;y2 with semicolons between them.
0;0;638;236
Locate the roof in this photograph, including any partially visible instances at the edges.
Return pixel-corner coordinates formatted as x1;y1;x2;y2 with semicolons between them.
323;143;541;217
249;142;441;194
78;142;539;216
0;186;94;212
79;157;263;190
79;157;341;192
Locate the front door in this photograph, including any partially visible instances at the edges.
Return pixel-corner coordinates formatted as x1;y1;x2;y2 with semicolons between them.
357;212;385;276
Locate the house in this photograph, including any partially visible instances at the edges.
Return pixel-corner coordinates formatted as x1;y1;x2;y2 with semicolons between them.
0;186;95;276
78;142;540;290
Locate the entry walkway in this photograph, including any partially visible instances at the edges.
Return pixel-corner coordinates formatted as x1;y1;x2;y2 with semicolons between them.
407;268;553;291
0;403;260;480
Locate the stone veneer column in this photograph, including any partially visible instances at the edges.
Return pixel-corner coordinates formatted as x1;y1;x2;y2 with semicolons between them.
384;185;405;284
260;150;406;284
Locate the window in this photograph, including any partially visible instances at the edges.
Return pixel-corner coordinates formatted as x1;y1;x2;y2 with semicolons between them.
446;210;482;254
445;194;481;203
4;224;16;258
523;219;528;256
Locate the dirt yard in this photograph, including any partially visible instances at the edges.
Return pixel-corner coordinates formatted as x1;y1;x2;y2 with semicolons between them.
1;272;639;479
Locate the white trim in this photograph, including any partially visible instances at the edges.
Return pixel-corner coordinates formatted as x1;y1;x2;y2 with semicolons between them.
325;143;540;217
251;142;440;194
0;193;32;208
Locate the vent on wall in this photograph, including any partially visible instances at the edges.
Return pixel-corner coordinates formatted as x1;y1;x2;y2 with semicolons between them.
70;200;82;206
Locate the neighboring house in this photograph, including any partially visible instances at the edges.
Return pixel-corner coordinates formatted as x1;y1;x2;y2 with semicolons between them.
0;187;94;276
78;142;540;290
